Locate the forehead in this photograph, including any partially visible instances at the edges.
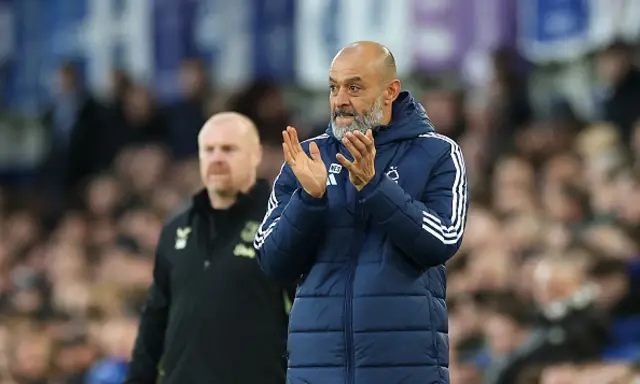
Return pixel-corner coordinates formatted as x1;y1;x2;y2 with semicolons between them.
329;55;378;83
199;120;248;145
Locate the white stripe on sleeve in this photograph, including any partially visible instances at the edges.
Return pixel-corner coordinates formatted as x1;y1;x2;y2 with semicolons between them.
418;133;468;245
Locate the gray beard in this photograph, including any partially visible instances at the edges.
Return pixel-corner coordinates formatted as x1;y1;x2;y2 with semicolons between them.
331;96;384;141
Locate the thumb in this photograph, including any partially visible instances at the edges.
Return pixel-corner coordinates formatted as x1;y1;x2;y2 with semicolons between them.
309;141;322;162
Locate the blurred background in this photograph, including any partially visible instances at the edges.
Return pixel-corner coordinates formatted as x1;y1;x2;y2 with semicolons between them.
0;0;640;383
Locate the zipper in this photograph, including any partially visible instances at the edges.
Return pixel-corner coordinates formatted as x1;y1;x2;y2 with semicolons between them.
198;214;216;271
345;204;366;384
344;250;356;384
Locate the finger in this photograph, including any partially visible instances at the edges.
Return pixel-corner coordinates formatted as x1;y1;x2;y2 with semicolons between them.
355;130;374;151
282;129;292;150
309;141;323;163
282;142;295;165
288;126;304;154
342;136;364;160
366;129;374;142
282;130;297;163
349;132;369;155
336;153;354;171
282;142;292;164
284;127;297;154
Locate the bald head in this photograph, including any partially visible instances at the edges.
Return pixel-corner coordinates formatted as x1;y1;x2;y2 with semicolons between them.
333;41;397;83
199;111;260;147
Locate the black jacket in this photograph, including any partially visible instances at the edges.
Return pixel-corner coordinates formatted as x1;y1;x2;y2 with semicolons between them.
126;180;291;384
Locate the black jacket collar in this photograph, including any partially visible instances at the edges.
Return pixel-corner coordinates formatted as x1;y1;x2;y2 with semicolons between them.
191;179;271;218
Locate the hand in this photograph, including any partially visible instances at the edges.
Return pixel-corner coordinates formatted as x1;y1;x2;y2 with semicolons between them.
336;130;376;191
282;126;327;198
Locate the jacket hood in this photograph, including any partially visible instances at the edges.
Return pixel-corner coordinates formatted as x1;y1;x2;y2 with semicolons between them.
326;91;435;146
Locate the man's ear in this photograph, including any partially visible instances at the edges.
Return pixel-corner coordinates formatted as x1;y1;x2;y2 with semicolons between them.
385;79;401;105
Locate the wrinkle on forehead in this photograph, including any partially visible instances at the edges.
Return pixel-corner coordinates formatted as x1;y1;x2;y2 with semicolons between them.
330;57;381;84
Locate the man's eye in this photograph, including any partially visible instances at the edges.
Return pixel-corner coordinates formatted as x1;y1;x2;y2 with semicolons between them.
329;85;336;92
349;85;360;91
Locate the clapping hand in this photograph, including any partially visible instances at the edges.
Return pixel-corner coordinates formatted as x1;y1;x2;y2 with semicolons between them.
282;126;327;198
336;130;376;191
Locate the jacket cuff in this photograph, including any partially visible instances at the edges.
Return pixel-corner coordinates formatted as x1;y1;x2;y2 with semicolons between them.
357;172;384;200
299;188;328;207
358;174;402;219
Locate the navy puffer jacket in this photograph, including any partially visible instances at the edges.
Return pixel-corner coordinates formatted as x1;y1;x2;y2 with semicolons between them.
255;92;469;384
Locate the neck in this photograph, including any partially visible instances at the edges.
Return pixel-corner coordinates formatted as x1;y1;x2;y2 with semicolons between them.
381;107;392;126
207;179;257;210
208;193;237;210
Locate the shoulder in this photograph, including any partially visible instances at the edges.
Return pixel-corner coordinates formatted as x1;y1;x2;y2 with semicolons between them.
415;132;461;154
164;199;192;225
299;132;332;152
159;203;192;240
413;132;464;164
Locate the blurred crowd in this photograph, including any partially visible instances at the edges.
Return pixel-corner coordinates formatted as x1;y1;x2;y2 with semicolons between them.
1;39;640;383
447;41;640;383
0;56;297;383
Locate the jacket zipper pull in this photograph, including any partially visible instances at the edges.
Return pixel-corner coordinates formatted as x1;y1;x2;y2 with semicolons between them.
203;260;210;270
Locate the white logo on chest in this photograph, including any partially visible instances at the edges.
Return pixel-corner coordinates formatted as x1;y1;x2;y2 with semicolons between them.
326;163;342;186
386;166;400;183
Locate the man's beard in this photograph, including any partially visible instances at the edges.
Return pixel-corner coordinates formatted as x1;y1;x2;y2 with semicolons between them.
331;96;384;140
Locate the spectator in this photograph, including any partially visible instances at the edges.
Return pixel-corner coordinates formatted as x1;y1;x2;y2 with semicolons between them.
483;257;609;383
40;62;107;213
595;40;640;145
166;58;212;160
96;83;169;172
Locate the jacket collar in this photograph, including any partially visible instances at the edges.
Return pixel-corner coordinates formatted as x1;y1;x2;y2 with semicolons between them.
191;178;271;217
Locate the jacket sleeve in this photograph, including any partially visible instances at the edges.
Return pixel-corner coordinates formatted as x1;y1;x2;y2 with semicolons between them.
125;242;171;383
253;163;327;283
358;140;468;267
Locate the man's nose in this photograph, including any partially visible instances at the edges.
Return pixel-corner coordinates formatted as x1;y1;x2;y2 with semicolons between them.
210;149;226;162
334;88;350;107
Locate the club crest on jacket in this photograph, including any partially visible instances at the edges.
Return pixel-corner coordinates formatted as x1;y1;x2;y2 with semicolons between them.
386;166;400;183
175;227;191;250
240;221;260;243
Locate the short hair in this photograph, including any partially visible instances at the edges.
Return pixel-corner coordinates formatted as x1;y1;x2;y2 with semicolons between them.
383;49;397;80
484;291;533;326
200;111;260;145
588;258;627;279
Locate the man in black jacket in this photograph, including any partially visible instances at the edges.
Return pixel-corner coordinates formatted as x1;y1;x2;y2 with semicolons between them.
126;112;291;384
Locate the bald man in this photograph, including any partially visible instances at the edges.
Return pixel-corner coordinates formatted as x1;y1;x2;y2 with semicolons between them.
127;112;292;384
255;42;469;383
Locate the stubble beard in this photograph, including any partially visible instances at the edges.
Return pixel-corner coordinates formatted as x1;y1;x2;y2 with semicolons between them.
331;95;384;141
